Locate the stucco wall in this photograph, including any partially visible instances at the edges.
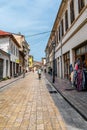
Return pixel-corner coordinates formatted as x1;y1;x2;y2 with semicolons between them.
0;37;9;53
62;24;87;54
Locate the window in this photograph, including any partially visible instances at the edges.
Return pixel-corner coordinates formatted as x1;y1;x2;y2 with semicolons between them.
70;0;75;24
76;44;87;55
61;19;64;37
56;30;58;44
76;48;80;55
78;0;85;13
10;43;14;54
13;45;15;55
16;48;17;56
86;45;87;53
80;46;85;54
58;26;61;41
49;45;52;54
16;48;19;57
65;10;68;31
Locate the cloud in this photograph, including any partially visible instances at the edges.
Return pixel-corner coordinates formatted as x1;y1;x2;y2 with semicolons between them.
0;0;62;61
0;0;61;34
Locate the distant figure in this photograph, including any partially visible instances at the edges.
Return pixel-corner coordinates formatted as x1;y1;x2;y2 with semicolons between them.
23;68;25;78
38;68;41;79
70;71;74;87
69;64;73;74
44;69;46;73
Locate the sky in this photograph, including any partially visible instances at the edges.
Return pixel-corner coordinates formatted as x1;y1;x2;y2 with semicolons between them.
0;0;62;61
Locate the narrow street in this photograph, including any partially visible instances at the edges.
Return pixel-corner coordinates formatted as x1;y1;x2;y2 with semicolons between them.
0;72;87;130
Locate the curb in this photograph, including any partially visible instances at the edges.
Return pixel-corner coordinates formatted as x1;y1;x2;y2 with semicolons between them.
0;72;30;90
47;78;87;121
0;77;22;89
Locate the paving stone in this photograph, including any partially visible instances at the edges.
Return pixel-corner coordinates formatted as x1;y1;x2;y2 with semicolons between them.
2;72;85;130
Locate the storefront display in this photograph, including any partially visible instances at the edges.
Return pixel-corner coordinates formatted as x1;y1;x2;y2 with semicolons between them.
75;43;87;68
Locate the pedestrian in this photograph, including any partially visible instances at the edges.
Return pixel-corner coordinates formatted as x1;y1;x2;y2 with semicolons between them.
69;64;73;82
77;66;83;91
70;71;74;87
69;64;73;74
37;68;41;79
44;69;46;73
23;68;25;78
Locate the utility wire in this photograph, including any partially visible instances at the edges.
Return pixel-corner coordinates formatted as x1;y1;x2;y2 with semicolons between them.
7;30;55;38
25;30;55;38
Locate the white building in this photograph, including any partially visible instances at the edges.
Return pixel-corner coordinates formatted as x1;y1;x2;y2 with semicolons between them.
42;57;46;72
0;30;21;77
45;0;87;79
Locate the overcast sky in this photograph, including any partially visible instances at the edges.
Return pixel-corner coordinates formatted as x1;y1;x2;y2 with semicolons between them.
0;0;61;61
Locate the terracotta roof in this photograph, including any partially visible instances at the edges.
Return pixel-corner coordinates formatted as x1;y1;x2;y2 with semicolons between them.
0;30;11;36
34;61;42;65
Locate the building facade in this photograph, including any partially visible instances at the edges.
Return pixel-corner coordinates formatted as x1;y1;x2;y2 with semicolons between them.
13;34;30;73
45;0;87;79
29;55;34;71
0;30;21;77
42;57;46;72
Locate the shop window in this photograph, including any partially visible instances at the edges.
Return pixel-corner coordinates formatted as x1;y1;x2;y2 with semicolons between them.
64;55;67;60
80;46;85;54
70;0;75;24
65;10;68;31
67;52;70;59
76;48;80;55
78;0;85;13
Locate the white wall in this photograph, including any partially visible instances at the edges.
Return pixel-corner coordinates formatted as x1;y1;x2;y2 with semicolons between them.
10;39;19;62
0;38;9;53
62;24;87;54
85;0;87;5
62;10;87;45
0;37;19;63
0;36;20;77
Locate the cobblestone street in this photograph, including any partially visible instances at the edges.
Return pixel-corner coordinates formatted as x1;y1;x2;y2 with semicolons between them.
0;72;67;130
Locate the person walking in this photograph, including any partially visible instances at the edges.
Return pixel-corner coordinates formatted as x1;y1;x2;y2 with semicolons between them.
37;68;41;79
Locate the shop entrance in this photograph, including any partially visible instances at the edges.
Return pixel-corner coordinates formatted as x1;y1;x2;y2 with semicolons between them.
0;59;3;79
63;51;70;79
81;55;85;62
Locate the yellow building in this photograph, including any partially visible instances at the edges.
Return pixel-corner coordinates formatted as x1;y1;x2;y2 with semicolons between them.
29;55;33;70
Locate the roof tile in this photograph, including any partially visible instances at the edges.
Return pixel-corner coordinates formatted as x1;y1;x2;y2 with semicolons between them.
0;30;11;36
